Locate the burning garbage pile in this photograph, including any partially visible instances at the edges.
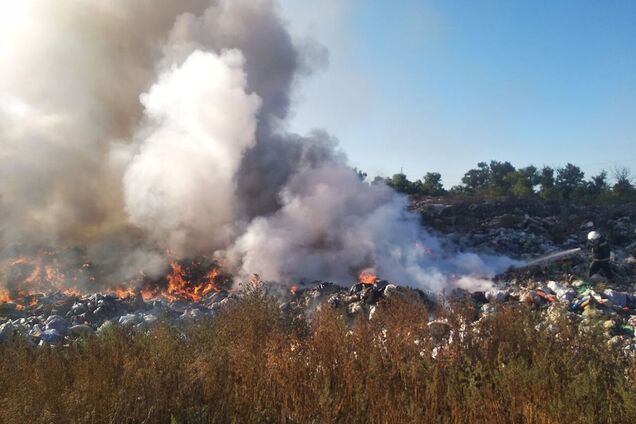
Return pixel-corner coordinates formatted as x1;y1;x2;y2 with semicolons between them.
0;0;635;357
0;251;427;345
0;250;232;306
0;252;238;344
0;0;521;347
0;0;513;306
1;196;635;348
0;214;633;353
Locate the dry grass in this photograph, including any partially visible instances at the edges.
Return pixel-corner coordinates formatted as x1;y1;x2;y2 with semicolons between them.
1;289;636;423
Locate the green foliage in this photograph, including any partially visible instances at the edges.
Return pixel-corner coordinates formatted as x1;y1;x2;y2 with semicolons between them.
370;175;386;185
504;166;539;199
588;170;609;196
386;172;446;196
461;161;490;193
379;161;634;203
488;160;516;195
449;184;471;195
386;172;414;194
420;172;446;196
612;167;635;199
538;166;556;200
555;163;585;200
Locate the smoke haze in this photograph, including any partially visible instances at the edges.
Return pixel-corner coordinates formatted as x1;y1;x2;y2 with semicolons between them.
0;0;514;292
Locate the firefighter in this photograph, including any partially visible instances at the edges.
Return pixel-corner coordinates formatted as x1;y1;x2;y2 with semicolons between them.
587;231;613;279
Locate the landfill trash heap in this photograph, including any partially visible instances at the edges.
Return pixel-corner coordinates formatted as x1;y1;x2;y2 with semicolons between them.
1;197;636;351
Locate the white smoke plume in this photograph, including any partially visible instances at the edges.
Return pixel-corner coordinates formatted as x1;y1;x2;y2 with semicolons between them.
227;165;514;291
122;49;261;255
0;0;514;292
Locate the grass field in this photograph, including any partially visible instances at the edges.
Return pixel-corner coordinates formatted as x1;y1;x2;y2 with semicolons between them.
1;289;635;423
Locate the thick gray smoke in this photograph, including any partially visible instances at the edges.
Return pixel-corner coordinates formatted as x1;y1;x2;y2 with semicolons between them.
0;0;513;292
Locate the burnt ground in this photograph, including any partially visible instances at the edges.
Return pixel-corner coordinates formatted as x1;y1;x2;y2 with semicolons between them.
412;196;636;250
412;196;636;285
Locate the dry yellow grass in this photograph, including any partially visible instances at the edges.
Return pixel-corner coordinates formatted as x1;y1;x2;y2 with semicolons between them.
1;288;635;423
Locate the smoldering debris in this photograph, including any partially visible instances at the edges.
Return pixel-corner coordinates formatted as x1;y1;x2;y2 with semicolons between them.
1;198;635;354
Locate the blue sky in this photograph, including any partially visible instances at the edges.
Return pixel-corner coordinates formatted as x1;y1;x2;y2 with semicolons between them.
280;0;636;186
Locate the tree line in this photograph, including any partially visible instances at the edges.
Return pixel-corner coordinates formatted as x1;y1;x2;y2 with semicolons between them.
365;161;636;202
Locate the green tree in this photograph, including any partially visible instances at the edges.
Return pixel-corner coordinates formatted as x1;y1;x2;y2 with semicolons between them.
587;170;609;197
539;166;556;199
487;160;516;195
386;173;414;194
461;162;490;193
419;172;445;196
612;166;634;198
555;163;585;200
449;185;471;195
505;166;538;198
371;176;386;185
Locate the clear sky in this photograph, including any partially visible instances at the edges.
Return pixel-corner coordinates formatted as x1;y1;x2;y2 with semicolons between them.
280;0;636;187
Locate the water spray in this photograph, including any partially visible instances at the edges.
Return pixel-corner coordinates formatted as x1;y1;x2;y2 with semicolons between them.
515;247;582;269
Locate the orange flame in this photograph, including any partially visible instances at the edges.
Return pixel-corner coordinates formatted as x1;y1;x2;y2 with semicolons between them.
163;261;222;302
24;264;41;285
45;265;65;283
111;287;136;299
140;288;156;301
358;269;378;285
1;256;71;305
62;288;82;297
1;254;225;305
0;290;10;304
